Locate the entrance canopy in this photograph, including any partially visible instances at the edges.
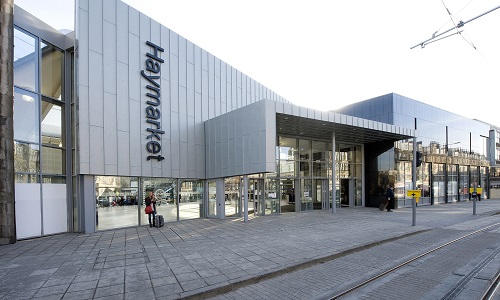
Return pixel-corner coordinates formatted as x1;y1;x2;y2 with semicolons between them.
276;110;414;143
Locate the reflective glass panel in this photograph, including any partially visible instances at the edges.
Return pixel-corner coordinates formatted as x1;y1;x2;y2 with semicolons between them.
15;173;39;183
14;89;39;143
224;177;241;218
42;146;64;175
14;28;36;91
278;137;297;160
299;139;311;161
142;178;178;223
41;42;64;99
41;102;63;147
14;141;39;173
179;180;203;220
95;176;140;230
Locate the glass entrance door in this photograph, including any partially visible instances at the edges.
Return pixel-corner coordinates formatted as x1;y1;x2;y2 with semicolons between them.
247;178;263;215
340;178;352;207
314;179;329;210
280;179;295;213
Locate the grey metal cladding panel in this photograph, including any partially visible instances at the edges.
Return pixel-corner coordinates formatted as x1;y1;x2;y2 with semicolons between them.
283;103;292;115
129;100;142;169
170;31;178;56
195;144;204;178
103;0;116;24
208;54;215;99
179;87;187;142
201;71;209;121
79;0;89;10
201;49;208;71
117;130;130;175
88;0;103;54
171;111;180;171
170;53;179;113
178;37;187;88
241;74;247;106
186;40;194;64
103;92;118;169
187;116;196;172
78;85;90;166
116;62;129;132
89;125;105;174
161;138;171;177
187;65;195;118
215;76;221;116
195;92;202;125
128;5;139;36
116;1;128;64
180;142;188;178
160;26;170;81
78;9;89;87
150;19;161;45
208;98;215;119
88;51;104;127
161;78;171;139
194;46;202;94
103;21;117;95
128;34;140;101
231;68;237;110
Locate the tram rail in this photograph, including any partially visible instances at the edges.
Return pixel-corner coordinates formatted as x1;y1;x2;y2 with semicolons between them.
329;222;500;299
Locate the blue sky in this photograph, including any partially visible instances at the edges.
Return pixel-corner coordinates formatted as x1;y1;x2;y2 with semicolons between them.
15;0;500;126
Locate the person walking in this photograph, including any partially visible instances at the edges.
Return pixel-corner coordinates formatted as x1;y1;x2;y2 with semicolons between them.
145;189;157;227
386;185;395;212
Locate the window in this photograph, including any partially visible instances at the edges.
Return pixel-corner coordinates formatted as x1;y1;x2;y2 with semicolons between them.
41;41;64;100
14;28;37;92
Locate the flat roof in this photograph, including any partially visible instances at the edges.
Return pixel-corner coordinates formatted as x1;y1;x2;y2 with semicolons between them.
276;109;414;144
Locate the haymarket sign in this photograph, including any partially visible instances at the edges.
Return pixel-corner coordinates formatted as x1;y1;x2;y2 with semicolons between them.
141;41;165;161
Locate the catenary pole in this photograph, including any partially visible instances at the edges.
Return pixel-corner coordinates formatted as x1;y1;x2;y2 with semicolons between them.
0;0;16;244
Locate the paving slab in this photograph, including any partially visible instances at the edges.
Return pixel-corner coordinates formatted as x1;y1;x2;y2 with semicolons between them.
1;200;500;299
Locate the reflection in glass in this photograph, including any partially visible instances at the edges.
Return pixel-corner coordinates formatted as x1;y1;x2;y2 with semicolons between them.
459;165;469;201
42;146;64;175
14;142;39;173
278;137;297;160
433;164;446;203
14;89;39;143
15;174;39;183
299;139;311;160
208;181;217;217
41;42;64;99
179;180;203;220
41;102;63;147
224;177;241;218
42;176;66;184
14;28;36;91
142;178;177;223
95;176;139;230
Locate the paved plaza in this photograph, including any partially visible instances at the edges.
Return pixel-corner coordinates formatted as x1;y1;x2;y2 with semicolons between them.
1;200;500;300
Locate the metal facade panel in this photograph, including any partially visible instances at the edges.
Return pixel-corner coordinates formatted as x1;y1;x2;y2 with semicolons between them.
103;92;118;170
187;116;196;172
178;37;187;88
179;142;188;178
117;130;130;175
170;111;180;171
103;21;117;95
88;51;104;127
179;86;187;142
116;62;129;132
103;0;116;24
116;1;128;64
129;100;141;170
170;53;179;113
78;9;89;87
79;0;89;10
128;5;139;36
88;0;103;54
160;26;170;81
194;46;201;94
161;138;172;177
170;31;178;56
128;34;140;101
89;125;105;174
78;86;90;167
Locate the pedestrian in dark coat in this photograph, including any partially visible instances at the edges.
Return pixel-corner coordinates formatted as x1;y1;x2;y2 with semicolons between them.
386;185;395;212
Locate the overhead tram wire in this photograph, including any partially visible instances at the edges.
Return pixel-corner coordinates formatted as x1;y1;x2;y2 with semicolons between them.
438;0;478;50
410;4;500;49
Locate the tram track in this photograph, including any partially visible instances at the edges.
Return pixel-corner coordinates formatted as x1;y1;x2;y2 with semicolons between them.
329;222;500;300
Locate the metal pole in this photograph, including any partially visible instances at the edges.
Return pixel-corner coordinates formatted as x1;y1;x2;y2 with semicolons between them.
412;137;417;226
243;175;248;222
0;0;16;244
473;179;477;215
332;132;336;213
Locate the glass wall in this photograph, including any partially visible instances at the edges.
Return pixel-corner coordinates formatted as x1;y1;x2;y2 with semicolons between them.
179;180;204;220
433;164;446;203
459;165;469;201
13;27;69;238
95;176;139;230
447;165;458;202
207;181;217;217
225;177;241;218
417;163;431;205
142;178;177;223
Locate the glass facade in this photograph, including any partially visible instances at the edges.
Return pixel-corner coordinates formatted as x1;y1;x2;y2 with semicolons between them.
340;94;491;208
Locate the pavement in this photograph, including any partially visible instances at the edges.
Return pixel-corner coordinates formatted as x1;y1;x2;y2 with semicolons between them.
1;199;500;300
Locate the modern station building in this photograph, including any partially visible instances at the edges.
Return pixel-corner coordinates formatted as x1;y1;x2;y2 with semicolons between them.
11;0;493;240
